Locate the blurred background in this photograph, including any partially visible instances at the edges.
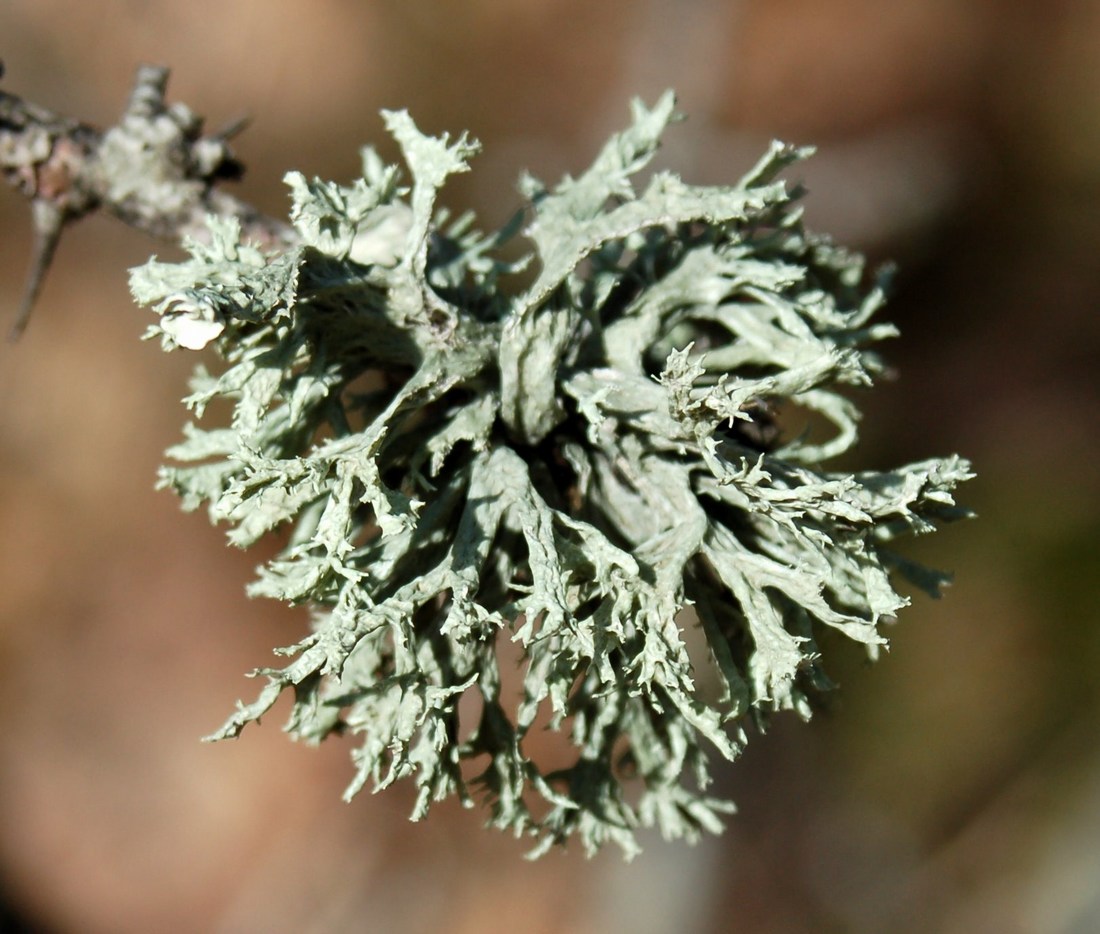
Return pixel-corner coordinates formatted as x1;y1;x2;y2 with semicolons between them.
1;1;1098;931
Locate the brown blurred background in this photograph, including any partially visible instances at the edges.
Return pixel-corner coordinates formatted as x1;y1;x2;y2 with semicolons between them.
1;2;1098;932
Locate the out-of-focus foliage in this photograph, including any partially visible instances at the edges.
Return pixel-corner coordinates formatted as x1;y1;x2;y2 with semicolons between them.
131;93;970;857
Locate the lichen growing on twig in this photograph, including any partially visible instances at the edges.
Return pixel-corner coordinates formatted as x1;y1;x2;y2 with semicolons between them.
131;93;972;857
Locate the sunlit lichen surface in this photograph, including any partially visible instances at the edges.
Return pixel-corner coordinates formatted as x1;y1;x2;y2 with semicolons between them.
130;93;971;858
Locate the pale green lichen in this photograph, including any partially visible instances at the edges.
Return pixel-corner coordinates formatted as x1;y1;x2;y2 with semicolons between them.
130;92;972;858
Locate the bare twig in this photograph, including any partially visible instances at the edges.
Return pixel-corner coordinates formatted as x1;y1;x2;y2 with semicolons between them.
8;199;65;340
0;62;295;339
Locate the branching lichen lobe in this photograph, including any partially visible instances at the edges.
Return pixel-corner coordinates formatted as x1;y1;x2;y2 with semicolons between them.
131;92;972;858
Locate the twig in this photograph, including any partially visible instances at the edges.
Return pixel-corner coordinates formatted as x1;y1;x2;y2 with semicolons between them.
0;62;295;339
8;198;65;340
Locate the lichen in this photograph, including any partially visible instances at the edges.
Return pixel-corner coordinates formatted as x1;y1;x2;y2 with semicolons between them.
130;93;972;858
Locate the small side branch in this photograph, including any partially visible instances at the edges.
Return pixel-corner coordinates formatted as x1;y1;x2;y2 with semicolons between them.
8;199;65;340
